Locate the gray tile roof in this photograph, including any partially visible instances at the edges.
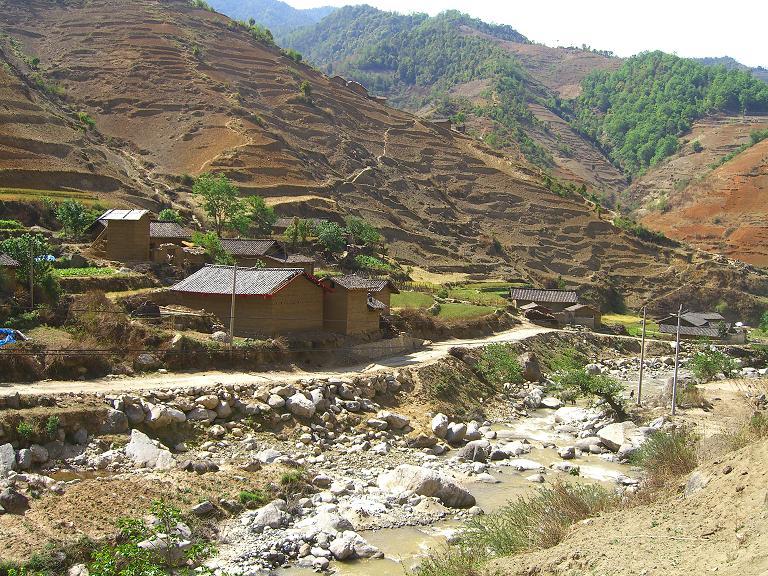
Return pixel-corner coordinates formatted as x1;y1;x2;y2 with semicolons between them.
658;311;726;328
565;304;598;313
325;274;398;293
510;288;579;304
98;209;150;221
150;221;192;239
221;238;279;257
367;296;387;311
0;252;20;267
170;265;311;296
658;323;729;338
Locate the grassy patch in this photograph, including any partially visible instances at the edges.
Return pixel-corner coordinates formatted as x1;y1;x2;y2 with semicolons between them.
476;343;524;386
53;267;117;278
448;282;511;306
238;490;268;506
630;429;698;493
437;303;496;319
391;290;434;309
602;313;660;337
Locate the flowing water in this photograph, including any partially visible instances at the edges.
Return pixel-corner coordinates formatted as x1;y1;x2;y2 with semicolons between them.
278;408;634;576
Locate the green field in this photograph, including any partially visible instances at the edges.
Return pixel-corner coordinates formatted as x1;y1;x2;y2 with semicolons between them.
54;267;117;278
602;313;661;337
391;290;434;309
0;187;107;207
437;302;497;319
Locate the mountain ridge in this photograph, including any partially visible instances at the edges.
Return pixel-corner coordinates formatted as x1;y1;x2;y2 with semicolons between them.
207;0;335;34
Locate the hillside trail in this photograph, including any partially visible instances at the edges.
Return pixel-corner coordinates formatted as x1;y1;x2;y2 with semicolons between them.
0;324;554;396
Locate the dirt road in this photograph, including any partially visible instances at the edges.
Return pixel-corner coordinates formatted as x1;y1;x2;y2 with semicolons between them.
1;324;554;396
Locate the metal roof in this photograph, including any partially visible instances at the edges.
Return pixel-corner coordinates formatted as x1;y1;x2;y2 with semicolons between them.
149;221;192;239
170;265;313;296
98;209;150;221
221;238;279;257
510;288;579;304
0;252;20;267
658;323;729;338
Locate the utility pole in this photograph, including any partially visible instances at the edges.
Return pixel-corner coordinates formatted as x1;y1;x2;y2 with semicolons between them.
671;303;683;416
28;240;34;311
637;306;647;405
229;263;238;351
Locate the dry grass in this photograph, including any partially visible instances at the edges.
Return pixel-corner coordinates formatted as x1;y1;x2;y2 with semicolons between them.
630;428;699;496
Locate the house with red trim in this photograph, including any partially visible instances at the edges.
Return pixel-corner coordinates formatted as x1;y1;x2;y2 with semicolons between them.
168;265;324;337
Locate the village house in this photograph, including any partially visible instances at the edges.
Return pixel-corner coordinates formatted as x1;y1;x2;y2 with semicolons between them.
149;221;192;252
658;311;745;342
509;288;579;313
92;209;152;262
221;239;315;274
168;265;324;337
321;274;399;336
558;303;602;329
0;252;19;294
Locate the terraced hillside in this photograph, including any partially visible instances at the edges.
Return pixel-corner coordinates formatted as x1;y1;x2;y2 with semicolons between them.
0;0;766;313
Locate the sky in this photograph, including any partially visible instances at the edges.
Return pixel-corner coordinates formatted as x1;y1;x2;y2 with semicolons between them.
286;0;768;68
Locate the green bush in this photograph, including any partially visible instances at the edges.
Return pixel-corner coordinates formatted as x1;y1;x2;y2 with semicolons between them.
691;140;703;152
157;208;183;224
630;429;698;490
16;421;33;440
476;343;523;386
345;216;381;246
238;490;268;506
354;254;392;272
192;231;234;265
688;349;736;382
56;199;97;239
77;111;96;130
280;470;303;486
0;233;60;302
315;221;346;253
45;415;60;438
0;219;24;230
614;217;675;245
759;311;768;332
282;48;302;63
550;349;626;418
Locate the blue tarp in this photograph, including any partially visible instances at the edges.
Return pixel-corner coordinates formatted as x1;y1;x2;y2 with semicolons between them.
0;328;20;348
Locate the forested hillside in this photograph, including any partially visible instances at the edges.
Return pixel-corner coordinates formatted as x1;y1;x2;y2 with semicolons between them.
572;52;768;175
207;0;334;34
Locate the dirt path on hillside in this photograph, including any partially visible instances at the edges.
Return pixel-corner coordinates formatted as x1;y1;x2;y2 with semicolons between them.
0;325;554;396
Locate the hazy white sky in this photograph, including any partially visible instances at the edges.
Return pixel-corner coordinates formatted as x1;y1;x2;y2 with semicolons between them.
286;0;768;67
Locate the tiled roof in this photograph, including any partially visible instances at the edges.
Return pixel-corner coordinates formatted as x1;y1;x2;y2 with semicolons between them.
367;296;387;311
150;221;192;239
221;239;279;257
325;274;399;293
682;312;724;326
565;304;598;313
170;265;310;296
510;288;579;304
98;209;150;221
520;302;551;311
0;252;20;267
658;323;729;338
282;254;315;264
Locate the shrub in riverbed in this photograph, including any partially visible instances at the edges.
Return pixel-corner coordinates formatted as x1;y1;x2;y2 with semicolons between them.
630;429;698;492
688;349;736;382
414;482;619;576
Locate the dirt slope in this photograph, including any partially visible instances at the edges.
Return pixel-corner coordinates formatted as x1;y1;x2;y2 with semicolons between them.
629;116;768;267
0;0;766;310
493;379;768;576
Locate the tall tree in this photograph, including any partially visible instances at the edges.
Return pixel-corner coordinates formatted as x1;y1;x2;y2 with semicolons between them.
192;173;243;237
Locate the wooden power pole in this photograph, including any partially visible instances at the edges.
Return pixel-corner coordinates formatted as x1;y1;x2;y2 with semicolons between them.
637;306;647;405
671;303;683;416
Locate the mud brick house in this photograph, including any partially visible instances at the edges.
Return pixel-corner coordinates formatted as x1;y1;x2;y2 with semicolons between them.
321;275;399;335
221;239;315;274
92;209;152;262
658;311;744;342
510;288;579;313
149;221;192;253
0;252;19;294
168;265;324;337
559;303;602;329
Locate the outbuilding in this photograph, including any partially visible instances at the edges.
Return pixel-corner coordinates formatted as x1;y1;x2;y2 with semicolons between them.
168;265;324;337
0;252;19;294
92;209;152;262
510;288;579;313
321;275;399;335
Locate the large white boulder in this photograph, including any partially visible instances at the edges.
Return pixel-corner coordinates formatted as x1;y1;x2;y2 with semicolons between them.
124;430;174;469
286;393;316;418
554;407;591;424
377;464;475;508
431;413;449;438
329;530;379;561
597;421;640;452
